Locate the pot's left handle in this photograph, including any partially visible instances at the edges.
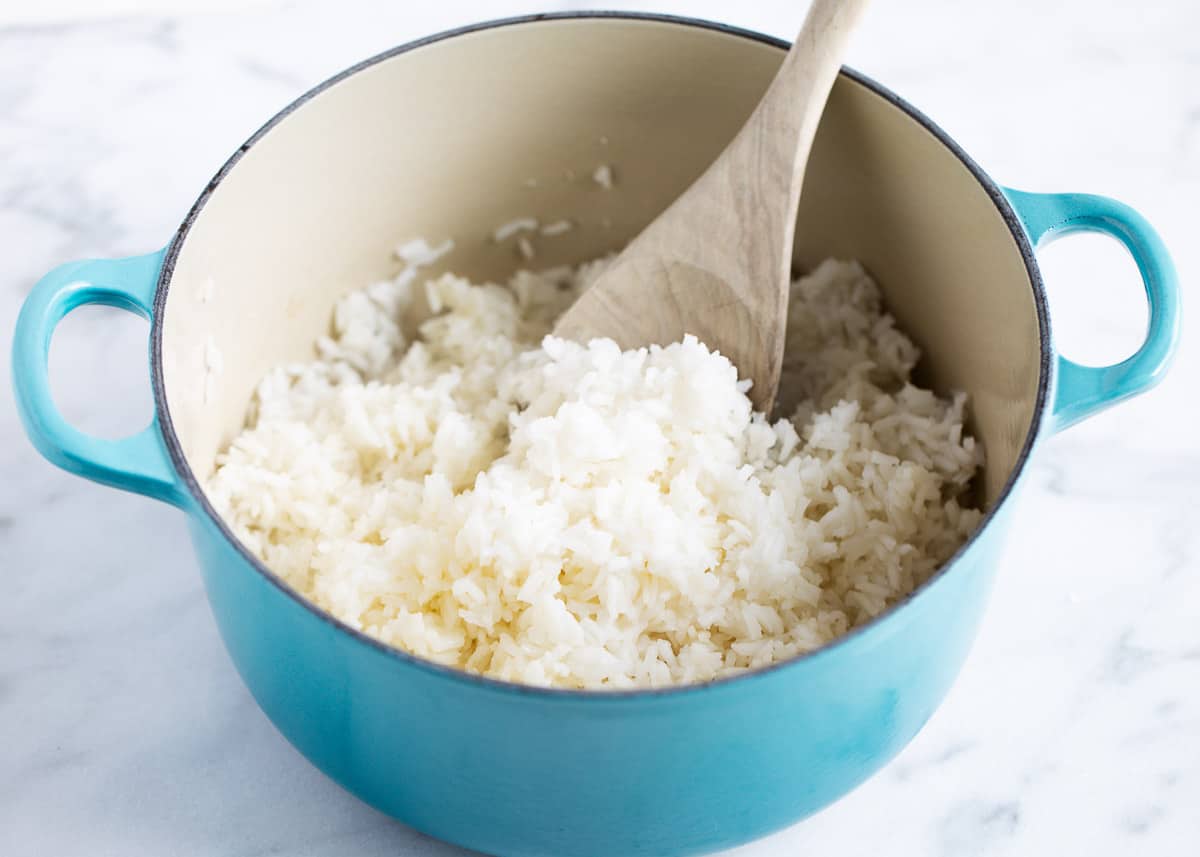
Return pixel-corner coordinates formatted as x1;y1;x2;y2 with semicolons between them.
1004;188;1181;433
11;250;189;508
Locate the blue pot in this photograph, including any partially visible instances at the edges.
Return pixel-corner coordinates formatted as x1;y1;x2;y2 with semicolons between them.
10;14;1180;857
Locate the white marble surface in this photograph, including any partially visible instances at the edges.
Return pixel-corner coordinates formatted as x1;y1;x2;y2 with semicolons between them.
2;1;1198;854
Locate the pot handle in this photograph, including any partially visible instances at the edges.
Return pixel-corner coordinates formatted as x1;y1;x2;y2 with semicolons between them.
11;250;189;507
1003;188;1181;433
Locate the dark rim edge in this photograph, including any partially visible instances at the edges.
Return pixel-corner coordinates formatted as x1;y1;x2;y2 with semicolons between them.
151;11;1052;701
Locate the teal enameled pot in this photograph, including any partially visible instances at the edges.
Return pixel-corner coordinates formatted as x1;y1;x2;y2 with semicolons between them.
11;13;1180;857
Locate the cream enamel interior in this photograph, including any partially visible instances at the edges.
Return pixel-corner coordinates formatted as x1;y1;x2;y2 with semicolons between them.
160;16;1041;511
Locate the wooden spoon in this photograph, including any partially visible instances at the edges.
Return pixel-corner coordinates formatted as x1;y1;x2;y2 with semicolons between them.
554;0;871;411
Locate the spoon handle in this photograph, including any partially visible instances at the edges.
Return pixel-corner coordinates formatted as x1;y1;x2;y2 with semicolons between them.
749;0;874;220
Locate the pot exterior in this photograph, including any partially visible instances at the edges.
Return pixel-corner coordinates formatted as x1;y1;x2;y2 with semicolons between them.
189;503;1014;857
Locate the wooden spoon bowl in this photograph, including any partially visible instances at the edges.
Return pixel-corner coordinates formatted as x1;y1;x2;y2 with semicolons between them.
554;0;871;410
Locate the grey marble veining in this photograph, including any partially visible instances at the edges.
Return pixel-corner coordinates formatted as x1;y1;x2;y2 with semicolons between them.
2;1;1198;855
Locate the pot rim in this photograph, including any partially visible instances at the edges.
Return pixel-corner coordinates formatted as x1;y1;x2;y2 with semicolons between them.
152;11;1052;701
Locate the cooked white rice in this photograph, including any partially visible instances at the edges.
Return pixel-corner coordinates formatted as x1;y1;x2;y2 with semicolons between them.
208;257;983;689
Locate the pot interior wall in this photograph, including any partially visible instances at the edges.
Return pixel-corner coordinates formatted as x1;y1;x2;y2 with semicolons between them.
161;16;1040;510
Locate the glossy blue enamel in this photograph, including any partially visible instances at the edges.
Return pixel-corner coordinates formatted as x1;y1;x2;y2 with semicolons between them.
1003;188;1182;433
10;251;190;508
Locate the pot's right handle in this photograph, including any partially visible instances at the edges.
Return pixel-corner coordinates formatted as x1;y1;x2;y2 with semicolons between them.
1004;188;1181;433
